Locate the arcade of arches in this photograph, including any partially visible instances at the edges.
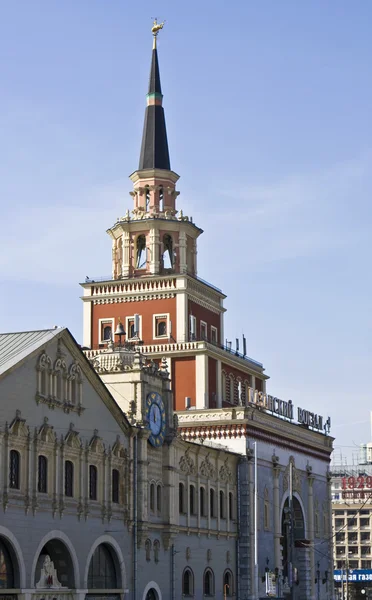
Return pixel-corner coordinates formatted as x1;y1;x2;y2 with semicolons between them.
0;536;122;600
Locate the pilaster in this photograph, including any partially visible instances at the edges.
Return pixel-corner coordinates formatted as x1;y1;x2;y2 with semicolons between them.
195;353;208;408
307;468;315;600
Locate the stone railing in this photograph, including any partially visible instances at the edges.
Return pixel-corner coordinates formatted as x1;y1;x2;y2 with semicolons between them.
88;277;177;297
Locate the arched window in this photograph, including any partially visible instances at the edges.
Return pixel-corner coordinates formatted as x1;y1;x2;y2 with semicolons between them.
163;234;173;269
219;490;225;519
156;319;167;337
89;465;98;501
88;544;118;589
179;482;185;513
159;187;164;212
41;368;48;397
112;469;119;504
64;460;74;497
153;539;160;563
189;485;195;515
200;486;206;516
145;186;150;211
223;570;233;596
55;370;63;400
157;485;162;514
0;540;15;588
182;568;194;596
210;488;215;517
150;483;155;512
136;234;147;269
229;492;234;520
145;539;151;562
9;450;20;489
204;569;214;596
103;325;112;341
38;455;48;493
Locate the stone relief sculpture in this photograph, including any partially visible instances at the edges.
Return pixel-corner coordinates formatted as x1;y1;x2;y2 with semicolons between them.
200;454;216;479
179;448;195;475
283;456;302;494
36;555;63;589
219;458;233;483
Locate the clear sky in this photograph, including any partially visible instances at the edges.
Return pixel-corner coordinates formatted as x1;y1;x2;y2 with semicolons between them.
1;1;371;462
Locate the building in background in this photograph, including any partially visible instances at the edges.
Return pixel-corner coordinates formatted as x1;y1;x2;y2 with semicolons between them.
331;437;372;600
81;22;335;600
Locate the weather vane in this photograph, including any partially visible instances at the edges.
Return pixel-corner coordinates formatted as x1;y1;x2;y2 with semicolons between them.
151;17;165;48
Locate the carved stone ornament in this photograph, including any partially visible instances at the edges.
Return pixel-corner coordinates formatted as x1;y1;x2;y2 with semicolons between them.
200;454;216;479
283;457;302;495
219;458;233;483
36;555;63;589
179;448;195;475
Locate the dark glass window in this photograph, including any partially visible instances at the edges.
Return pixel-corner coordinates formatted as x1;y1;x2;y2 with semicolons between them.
38;455;48;493
65;460;74;497
0;541;14;588
220;491;225;519
190;485;195;515
88;544;117;589
157;320;167;336
183;569;193;596
112;469;119;504
150;483;155;512
210;488;215;517
200;487;205;516
229;492;233;520
224;571;232;596
204;570;214;596
179;483;184;513
157;485;162;513
89;465;98;500
9;450;20;489
103;326;112;341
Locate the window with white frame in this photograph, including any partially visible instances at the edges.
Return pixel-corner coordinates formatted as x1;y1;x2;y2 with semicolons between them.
200;321;207;340
98;318;114;344
126;314;142;340
211;326;218;344
153;314;169;339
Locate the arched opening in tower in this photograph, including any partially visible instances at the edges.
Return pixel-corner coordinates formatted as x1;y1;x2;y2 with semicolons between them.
163;234;173;269
136;235;147;269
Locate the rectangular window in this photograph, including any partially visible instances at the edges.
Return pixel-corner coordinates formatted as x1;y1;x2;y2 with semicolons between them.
190;485;195;515
153;314;169;339
211;326;218;344
9;450;20;490
200;321;207;341
189;315;196;341
112;469;119;503
38;455;48;493
98;318;114;344
126;314;142;340
64;461;74;497
89;465;98;500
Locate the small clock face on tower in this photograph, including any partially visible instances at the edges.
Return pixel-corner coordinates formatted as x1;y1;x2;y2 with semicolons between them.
146;392;166;447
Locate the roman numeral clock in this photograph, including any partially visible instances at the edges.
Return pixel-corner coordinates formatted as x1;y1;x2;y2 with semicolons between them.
146;392;166;447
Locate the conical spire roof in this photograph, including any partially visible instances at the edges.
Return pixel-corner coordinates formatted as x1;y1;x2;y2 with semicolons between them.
138;44;170;171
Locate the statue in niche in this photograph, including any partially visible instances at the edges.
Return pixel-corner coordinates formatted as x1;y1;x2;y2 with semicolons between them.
36;555;62;589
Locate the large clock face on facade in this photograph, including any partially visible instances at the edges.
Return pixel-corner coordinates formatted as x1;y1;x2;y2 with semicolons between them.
146;392;166;447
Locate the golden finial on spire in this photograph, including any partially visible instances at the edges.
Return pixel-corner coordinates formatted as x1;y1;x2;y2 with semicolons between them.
151;17;165;49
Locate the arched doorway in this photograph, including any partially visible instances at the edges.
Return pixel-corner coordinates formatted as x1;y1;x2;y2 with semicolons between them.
86;544;121;600
145;590;158;600
281;496;308;597
34;539;75;590
0;537;20;590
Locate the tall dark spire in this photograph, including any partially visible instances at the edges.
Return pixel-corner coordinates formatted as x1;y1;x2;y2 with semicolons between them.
138;30;170;171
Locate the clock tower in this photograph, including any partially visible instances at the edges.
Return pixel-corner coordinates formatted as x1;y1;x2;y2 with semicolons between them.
82;24;268;412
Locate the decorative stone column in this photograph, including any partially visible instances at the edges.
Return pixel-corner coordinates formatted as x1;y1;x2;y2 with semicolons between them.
272;453;281;572
307;465;315;600
178;230;187;273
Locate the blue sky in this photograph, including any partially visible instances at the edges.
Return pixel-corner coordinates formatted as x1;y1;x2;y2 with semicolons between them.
1;1;371;461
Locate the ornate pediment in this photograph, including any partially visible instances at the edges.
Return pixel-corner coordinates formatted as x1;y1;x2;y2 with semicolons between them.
89;429;105;453
112;435;127;458
38;417;56;443
219;458;233;483
65;423;81;449
200;453;216;479
8;410;29;438
179;448;195;475
283;456;302;495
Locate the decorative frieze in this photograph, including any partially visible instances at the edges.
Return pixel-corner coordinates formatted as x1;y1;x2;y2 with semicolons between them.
179;448;195;475
200;454;216;479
